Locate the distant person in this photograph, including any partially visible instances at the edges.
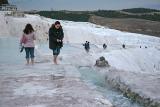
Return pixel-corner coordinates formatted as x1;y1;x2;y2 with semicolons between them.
103;43;107;49
83;41;90;53
49;21;64;64
83;41;87;51
122;44;125;49
20;24;36;65
87;41;90;50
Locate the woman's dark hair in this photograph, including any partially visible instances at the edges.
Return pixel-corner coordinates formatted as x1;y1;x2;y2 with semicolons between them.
55;21;60;25
23;24;34;34
51;21;62;29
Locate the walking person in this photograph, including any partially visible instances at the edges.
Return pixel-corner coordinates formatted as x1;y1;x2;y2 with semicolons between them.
103;43;107;49
87;41;90;52
83;41;90;53
122;44;125;49
49;21;64;64
20;24;36;65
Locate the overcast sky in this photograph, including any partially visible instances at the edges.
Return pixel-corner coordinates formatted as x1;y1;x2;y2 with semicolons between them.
8;0;160;11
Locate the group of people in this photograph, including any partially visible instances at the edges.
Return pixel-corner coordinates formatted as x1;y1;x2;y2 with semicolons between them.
20;21;64;65
83;42;108;53
20;21;134;65
83;41;90;52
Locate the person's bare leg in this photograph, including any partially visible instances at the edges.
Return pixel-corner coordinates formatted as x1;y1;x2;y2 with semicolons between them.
31;58;34;65
26;58;29;65
53;55;58;64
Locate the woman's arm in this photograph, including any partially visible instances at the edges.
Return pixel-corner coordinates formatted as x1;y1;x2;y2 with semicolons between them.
20;34;27;44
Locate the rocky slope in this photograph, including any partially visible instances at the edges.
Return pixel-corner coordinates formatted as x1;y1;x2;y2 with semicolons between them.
89;15;160;37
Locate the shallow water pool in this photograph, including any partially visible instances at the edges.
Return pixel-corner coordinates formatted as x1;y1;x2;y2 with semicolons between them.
0;37;25;65
79;67;143;107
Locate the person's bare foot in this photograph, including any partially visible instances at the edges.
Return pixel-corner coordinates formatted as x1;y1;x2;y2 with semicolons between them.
26;59;29;65
53;59;58;65
31;59;34;66
54;62;58;65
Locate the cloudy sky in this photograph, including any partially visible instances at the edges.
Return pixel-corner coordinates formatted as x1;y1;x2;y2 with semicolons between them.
9;0;160;11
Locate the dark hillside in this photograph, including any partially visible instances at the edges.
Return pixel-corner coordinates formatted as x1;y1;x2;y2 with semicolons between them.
0;0;8;5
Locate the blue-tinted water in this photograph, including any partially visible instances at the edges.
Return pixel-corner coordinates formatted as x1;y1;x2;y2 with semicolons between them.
79;67;143;107
37;42;83;55
0;37;25;65
0;38;83;65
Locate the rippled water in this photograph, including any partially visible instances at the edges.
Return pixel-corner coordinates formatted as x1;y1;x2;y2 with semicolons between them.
79;67;143;107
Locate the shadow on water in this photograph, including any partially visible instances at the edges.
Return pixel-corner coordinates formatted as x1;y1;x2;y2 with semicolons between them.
78;66;143;107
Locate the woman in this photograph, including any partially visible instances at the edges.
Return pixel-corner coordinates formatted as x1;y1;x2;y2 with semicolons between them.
20;24;36;65
49;21;64;64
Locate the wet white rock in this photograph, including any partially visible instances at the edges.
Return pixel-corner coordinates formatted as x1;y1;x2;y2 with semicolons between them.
0;63;113;107
104;69;160;107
